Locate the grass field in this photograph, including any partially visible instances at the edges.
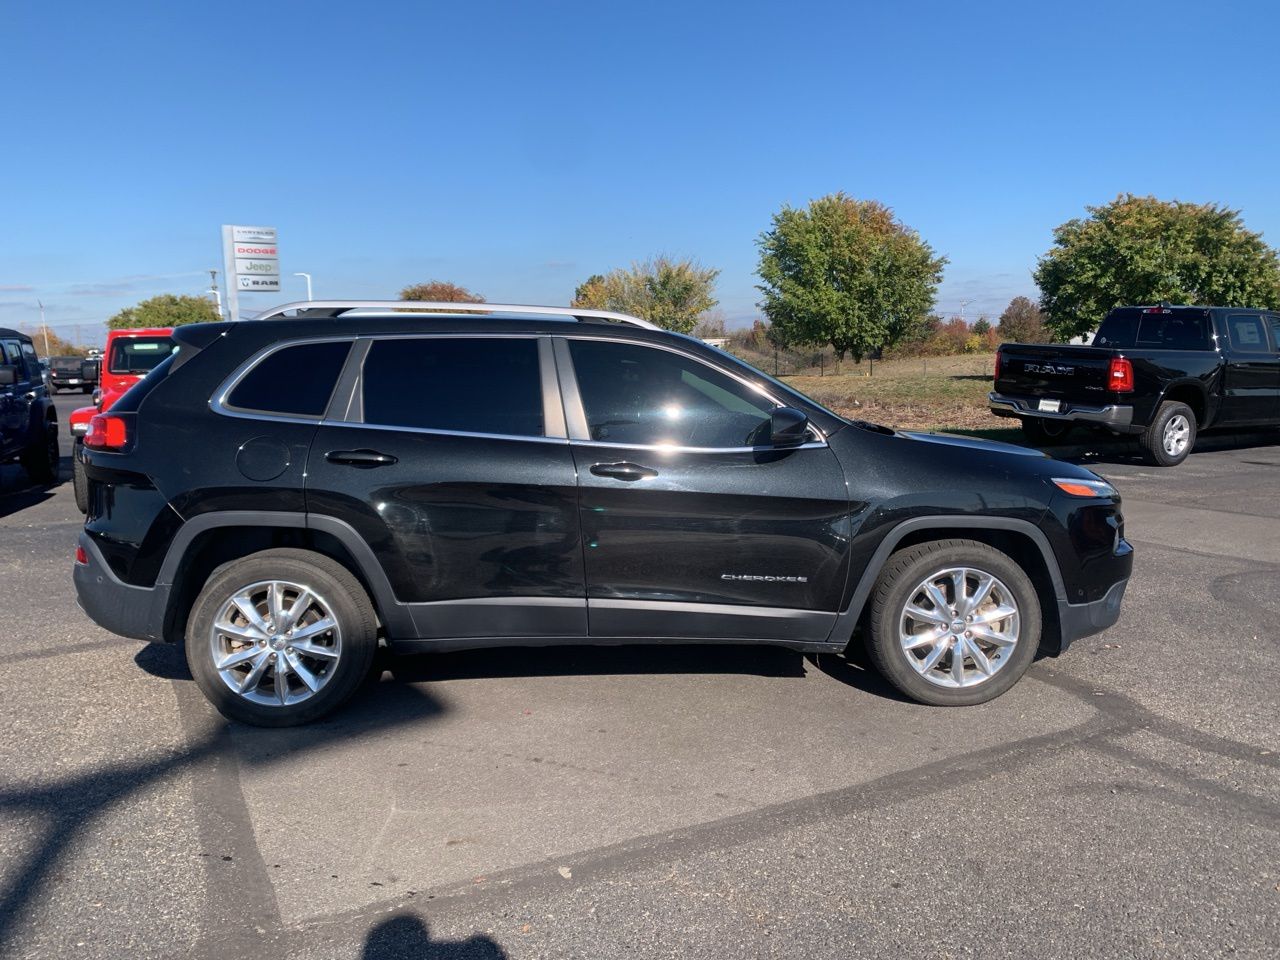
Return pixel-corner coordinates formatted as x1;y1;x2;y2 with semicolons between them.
776;353;1019;436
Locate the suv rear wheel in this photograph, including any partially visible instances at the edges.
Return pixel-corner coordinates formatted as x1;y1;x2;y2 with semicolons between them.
20;420;59;485
185;549;378;726
865;539;1041;706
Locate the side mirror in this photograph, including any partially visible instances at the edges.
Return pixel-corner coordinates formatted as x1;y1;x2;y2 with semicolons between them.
0;365;17;387
770;406;810;446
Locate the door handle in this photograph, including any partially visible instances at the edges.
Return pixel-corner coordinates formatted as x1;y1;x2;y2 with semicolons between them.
326;449;398;467
590;461;658;481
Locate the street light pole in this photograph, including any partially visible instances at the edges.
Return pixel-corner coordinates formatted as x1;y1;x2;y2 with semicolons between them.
37;300;49;356
293;272;313;301
209;269;223;319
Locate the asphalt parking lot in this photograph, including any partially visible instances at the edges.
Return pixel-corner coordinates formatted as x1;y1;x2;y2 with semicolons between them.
1;395;1277;959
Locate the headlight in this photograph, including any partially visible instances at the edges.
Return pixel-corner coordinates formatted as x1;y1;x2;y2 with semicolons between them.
1052;477;1117;498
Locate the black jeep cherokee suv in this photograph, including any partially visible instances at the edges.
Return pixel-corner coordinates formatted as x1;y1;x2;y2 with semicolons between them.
73;301;1132;726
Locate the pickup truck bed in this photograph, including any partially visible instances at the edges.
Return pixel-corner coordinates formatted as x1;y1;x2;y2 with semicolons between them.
991;305;1280;466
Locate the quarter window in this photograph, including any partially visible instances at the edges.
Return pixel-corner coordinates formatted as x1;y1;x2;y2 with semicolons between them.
361;337;544;437
227;340;352;417
568;339;776;448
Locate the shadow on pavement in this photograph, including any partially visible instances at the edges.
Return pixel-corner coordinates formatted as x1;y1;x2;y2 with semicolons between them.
362;914;506;959
0;657;447;953
0;456;71;518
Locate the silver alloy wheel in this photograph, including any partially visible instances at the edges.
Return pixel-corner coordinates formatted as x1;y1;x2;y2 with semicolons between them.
898;566;1021;688
209;579;342;707
1163;414;1191;458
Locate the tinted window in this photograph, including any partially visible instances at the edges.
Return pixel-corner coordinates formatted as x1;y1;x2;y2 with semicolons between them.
1227;314;1272;354
108;336;176;374
1;340;26;378
569;339;775;447
1095;309;1211;349
362;337;543;436
228;340;352;417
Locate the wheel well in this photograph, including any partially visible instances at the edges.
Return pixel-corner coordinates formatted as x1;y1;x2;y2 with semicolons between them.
1161;384;1205;427
161;526;380;644
887;527;1063;652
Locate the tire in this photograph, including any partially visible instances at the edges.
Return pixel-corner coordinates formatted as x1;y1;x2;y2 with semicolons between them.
20;420;59;485
1019;416;1072;446
81;386;92;394
185;548;379;726
865;539;1042;706
1140;400;1196;467
72;438;89;514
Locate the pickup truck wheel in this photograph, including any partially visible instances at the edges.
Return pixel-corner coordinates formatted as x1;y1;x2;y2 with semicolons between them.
866;539;1041;706
72;439;89;513
1020;417;1071;446
1141;401;1196;467
20;422;59;485
185;549;378;727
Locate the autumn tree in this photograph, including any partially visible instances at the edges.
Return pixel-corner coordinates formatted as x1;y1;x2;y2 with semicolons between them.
107;294;219;329
1034;194;1280;341
997;296;1047;343
756;193;946;362
398;281;485;303
571;256;719;334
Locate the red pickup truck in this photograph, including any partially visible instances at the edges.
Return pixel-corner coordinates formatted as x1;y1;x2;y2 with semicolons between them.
71;327;175;511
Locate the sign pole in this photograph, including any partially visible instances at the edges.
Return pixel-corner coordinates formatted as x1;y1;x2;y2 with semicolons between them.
221;225;241;323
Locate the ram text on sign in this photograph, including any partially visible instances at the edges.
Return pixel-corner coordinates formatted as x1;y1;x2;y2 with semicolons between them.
238;275;281;291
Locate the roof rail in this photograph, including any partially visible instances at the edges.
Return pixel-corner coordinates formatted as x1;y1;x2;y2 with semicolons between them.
250;300;660;331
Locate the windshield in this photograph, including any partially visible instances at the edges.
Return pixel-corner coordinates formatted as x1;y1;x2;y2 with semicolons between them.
51;357;83;372
108;336;176;374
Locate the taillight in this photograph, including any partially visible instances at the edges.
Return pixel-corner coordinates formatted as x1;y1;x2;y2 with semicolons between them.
994;350;1002;382
84;414;129;450
1108;357;1134;393
75;545;88;565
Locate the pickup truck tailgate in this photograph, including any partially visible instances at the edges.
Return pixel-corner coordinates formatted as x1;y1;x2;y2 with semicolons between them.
996;344;1117;403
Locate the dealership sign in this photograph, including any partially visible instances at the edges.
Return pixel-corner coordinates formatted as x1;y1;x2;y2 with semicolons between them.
221;224;280;320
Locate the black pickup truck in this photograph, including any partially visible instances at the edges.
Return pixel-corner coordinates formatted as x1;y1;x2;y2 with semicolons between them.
991;305;1280;466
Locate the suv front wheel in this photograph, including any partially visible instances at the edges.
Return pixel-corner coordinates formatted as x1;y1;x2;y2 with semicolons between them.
185;549;378;726
865;539;1041;706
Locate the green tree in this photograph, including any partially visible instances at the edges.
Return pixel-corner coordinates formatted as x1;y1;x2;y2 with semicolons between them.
756;193;946;363
997;296;1047;343
107;294;220;330
398;280;485;303
1034;194;1280;341
571;256;719;333
971;316;991;336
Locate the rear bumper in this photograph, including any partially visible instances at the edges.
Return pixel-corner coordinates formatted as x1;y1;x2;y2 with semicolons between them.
1056;577;1128;651
989;392;1138;433
73;532;169;642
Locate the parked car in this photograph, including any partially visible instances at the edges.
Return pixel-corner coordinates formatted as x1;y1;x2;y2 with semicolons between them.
991;304;1280;466
0;328;59;484
48;355;93;393
74;301;1132;726
69;328;174;512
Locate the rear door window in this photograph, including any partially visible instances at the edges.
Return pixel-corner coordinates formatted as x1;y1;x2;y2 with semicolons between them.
1;340;27;379
1226;314;1272;354
226;340;353;417
360;337;544;437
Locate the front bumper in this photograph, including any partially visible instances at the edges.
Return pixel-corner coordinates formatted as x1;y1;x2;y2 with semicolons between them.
989;392;1138;433
73;532;170;642
1056;577;1128;651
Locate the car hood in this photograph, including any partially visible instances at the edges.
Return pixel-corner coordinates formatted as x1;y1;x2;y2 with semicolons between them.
898;431;1049;458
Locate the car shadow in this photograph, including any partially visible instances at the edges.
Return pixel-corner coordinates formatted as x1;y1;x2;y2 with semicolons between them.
0;456;70;518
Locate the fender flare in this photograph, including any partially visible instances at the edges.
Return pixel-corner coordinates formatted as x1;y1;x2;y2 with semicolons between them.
156;510;415;637
1154;379;1211;427
825;515;1067;648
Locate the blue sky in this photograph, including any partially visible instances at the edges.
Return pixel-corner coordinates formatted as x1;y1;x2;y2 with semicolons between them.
3;0;1278;342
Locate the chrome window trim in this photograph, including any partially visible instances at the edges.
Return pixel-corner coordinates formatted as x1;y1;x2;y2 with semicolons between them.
570;438;829;454
211;336;358;423
556;334;828;449
315;418;572;445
